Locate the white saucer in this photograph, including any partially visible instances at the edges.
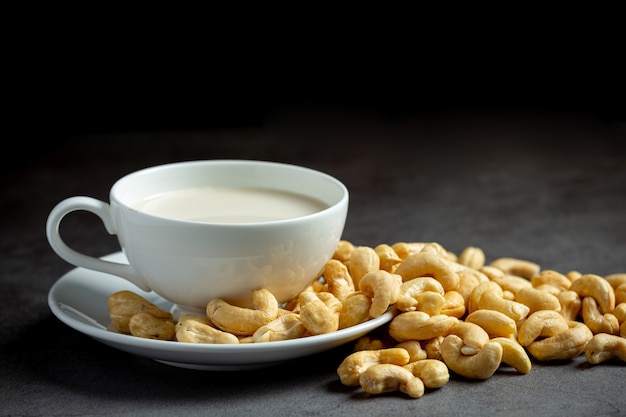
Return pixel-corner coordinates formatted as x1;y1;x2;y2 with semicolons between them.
48;252;394;371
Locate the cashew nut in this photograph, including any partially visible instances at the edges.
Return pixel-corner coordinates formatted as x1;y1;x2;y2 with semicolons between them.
517;310;570;346
205;288;278;336
388;311;458;342
489;257;540;279
333;239;355;263
299;291;342;335
514;286;562;314
490;273;533;296
252;313;307;342
358;270;402;318
359;364;425;398
323;259;355;301
422;336;445;361
457;246;486;270
354;335;387;351
375;243;403;273
581;296;620;335
614;302;626;324
440;290;466;318
403;359;450;388
395;340;428;363
584;333;626;364
446;321;490;356
337;348;411;386
176;317;239;344
394;252;460;291
128;312;176;340
491;337;532;374
569;273;616;314
525;320;593;361
471;281;530;322
615;283;626;305
338;291;372;329
557;290;582;321
108;290;174;334
531;270;572;292
605;273;626;291
347;246;380;288
441;335;503;380
396;277;445;312
465;309;517;339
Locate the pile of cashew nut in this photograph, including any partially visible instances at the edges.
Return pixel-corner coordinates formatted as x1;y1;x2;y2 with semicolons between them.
334;241;625;398
107;240;626;399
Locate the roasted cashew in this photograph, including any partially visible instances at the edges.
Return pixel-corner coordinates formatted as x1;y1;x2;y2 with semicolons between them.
453;267;489;307
446;321;490;356
566;270;583;282
457;246;486;270
471;281;530;322
557;290;582;321
388;311;458;342
525;320;593;361
615;283;626;305
358;270;402;318
403;359;450;388
605;273;626;290
614;302;626;324
518;310;570;346
108;291;174;334
489;257;540;279
532;284;561;297
570;273;616;314
375;243;403;273
391;242;451;260
514;286;562;314
395;340;428;363
347;246;380;288
128;312;176;340
338;291;372;329
441;335;503;380
618;304;626;336
252;313;307;342
531;270;571;292
585;333;626;364
413;291;446;316
206;288;279;336
337;348;411;386
359;364;425;398
491;337;532;374
176;317;239;344
581;297;620;335
424;243;458;262
465;309;517;339
489;273;533;296
333;239;355;263
422;336;445;361
354;336;387;351
440;291;466;318
323;259;355;301
299;291;342;335
396;277;445;312
394;252;460;291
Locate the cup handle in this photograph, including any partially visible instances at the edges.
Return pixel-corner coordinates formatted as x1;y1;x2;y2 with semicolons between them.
46;196;151;291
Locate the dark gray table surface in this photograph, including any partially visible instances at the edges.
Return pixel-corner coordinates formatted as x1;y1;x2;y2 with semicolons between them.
2;108;625;417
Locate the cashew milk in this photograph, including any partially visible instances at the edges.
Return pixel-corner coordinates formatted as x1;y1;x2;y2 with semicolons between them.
133;187;328;223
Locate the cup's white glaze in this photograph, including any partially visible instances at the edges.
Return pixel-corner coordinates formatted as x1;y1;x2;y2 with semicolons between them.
46;160;349;311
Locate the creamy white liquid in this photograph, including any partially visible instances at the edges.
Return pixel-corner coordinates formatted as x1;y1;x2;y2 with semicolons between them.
133;187;328;223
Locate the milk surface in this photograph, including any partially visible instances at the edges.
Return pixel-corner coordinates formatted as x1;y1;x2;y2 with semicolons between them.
133;187;328;223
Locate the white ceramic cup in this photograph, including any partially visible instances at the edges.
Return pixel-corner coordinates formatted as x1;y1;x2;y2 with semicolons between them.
46;160;349;311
